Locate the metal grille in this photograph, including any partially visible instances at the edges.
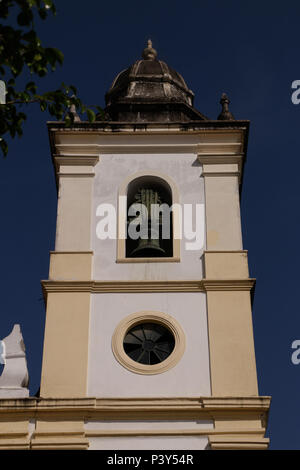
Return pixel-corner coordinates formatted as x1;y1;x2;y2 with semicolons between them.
123;322;175;365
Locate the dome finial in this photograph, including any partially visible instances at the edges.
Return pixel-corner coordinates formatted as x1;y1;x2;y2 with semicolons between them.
142;39;157;60
217;92;235;120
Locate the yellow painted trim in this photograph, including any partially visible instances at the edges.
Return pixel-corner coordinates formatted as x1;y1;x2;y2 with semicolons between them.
41;279;256;295
49;251;93;281
0;396;270;449
208;435;269;450
54;155;99;166
40;292;91;398
117;257;180;263
206;290;259;396
85;429;266;438
57;173;95;178
202;279;255;291
204;251;249;280
111;311;185;375
0;396;271;412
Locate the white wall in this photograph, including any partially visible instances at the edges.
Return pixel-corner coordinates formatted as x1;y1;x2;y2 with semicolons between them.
91;153;205;280
88;292;211;397
87;435;209;450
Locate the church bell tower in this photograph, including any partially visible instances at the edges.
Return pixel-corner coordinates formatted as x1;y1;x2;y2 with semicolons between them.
0;41;270;450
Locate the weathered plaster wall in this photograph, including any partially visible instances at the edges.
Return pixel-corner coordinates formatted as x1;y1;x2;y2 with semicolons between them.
91;153;205;280
88;292;211;397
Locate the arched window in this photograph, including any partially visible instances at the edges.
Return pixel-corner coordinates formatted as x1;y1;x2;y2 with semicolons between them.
117;171;180;262
126;176;173;258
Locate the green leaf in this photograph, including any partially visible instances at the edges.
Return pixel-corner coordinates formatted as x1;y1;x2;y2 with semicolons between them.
0;138;8;157
86;109;96;122
52;48;64;65
26;81;37;93
40;100;47;111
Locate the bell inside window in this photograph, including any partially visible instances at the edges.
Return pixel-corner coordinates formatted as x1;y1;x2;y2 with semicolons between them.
126;176;173;258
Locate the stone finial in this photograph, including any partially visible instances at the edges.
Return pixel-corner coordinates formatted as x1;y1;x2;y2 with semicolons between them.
142;39;157;60
0;324;29;398
64;96;81;122
69;104;81;122
217;92;235;120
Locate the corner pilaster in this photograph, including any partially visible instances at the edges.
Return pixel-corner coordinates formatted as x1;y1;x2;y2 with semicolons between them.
40;154;98;398
200;154;259;397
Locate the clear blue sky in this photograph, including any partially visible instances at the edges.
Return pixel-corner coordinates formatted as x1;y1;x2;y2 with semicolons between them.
1;0;300;450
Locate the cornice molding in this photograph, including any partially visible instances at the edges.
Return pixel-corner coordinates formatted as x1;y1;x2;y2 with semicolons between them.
54;155;99;166
85;428;264;438
54;142;243;157
0;396;271;413
0;396;270;449
41;280;205;294
57;173;95;178
197;155;243;164
201;172;240;178
203;279;255;291
209;435;270;450
198;155;243;181
41;278;256;295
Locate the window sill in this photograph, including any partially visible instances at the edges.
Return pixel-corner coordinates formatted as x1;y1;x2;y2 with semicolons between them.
116;257;180;263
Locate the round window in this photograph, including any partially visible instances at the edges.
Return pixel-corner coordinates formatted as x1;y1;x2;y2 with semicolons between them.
123;322;175;365
112;311;185;375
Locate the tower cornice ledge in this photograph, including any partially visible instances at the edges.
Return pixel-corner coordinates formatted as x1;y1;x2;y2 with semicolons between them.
0;396;270;449
41;279;256;297
0;396;271;412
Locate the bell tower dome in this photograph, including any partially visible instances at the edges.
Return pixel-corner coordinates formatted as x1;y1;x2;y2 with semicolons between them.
105;40;207;122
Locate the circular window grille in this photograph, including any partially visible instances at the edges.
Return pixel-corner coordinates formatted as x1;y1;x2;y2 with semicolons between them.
112;311;185;375
123;322;175;365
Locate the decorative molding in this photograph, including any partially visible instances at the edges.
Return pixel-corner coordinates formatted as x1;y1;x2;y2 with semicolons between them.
203;279;255;291
201;172;239;178
31;434;89;450
197;155;243;164
85;428;266;438
0;396;271;413
57;173;95;178
41;279;256;295
41;280;204;294
0;396;270;449
54;142;243;156
53;155;99;181
208;435;270;450
54;155;99;166
117;257;180;263
49;251;93;254
204;250;248;254
48;122;249;135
